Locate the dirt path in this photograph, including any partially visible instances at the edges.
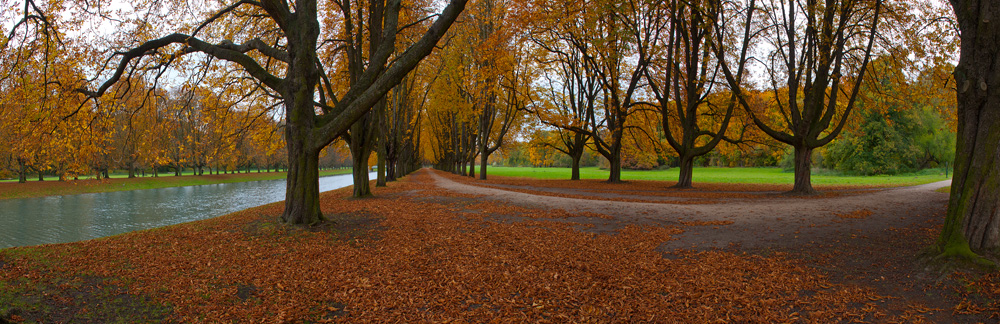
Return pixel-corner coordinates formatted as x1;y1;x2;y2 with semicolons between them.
426;169;952;251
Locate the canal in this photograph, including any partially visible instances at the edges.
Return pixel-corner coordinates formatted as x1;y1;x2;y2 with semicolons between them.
0;173;370;248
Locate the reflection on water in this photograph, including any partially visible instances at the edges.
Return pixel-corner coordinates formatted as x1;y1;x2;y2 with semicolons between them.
0;173;369;248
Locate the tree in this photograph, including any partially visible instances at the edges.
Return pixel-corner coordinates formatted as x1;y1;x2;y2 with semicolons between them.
471;0;523;180
644;0;750;188
523;0;653;183
524;2;599;180
77;0;469;224
0;27;91;183
714;0;884;194
580;0;653;183
935;0;1000;260
823;59;957;175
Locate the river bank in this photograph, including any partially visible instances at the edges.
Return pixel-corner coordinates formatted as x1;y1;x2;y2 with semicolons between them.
0;169;351;200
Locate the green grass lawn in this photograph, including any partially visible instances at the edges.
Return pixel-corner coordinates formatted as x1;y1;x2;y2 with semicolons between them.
0;168;353;200
482;166;951;187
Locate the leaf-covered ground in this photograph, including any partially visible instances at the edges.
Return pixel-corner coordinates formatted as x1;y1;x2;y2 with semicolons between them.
0;170;995;323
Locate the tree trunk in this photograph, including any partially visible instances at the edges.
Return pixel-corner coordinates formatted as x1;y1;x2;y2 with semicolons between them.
571;154;581;180
37;170;43;181
790;145;817;195
608;153;622;183
674;155;694;189
937;0;1000;260
281;142;324;225
387;159;396;182
376;147;387;187
349;130;375;197
479;152;489;180
128;165;136;178
468;158;476;178
352;152;372;197
18;160;26;183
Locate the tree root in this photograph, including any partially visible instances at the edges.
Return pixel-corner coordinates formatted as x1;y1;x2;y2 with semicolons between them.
921;245;997;274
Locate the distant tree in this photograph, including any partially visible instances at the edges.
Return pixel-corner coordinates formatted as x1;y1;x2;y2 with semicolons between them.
824;60;957;175
523;0;599;180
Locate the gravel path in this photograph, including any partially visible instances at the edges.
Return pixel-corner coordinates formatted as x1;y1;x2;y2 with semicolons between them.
425;169;952;250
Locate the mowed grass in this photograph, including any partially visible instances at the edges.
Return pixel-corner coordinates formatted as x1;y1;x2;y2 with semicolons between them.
482;166;951;187
0;169;352;200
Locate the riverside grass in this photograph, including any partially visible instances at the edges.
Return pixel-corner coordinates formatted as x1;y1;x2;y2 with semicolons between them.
0;169;352;200
482;166;950;187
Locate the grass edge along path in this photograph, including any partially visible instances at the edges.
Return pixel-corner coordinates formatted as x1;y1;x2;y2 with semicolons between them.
0;169;352;200
484;166;950;187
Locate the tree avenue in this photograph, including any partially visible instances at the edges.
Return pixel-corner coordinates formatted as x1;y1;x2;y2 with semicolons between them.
65;0;470;224
5;0;999;267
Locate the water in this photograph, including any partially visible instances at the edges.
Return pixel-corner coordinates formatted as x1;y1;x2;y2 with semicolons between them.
0;173;372;249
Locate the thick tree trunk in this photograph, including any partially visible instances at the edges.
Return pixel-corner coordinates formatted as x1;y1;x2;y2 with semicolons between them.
128;165;136;178
376;147;387;187
37;170;43;181
352;152;372;197
281;141;324;225
349;117;376;197
480;152;489;180
942;114;1000;252
17;160;26;183
607;153;622;183
937;0;1000;259
570;154;581;180
468;158;476;178
569;137;585;180
790;145;817;195
674;155;695;189
387;159;396;182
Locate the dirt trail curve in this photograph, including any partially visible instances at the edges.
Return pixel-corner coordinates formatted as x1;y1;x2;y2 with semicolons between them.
424;169;952;251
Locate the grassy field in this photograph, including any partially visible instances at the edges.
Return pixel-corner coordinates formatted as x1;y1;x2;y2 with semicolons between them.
0;168;352;200
482;166;951;187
